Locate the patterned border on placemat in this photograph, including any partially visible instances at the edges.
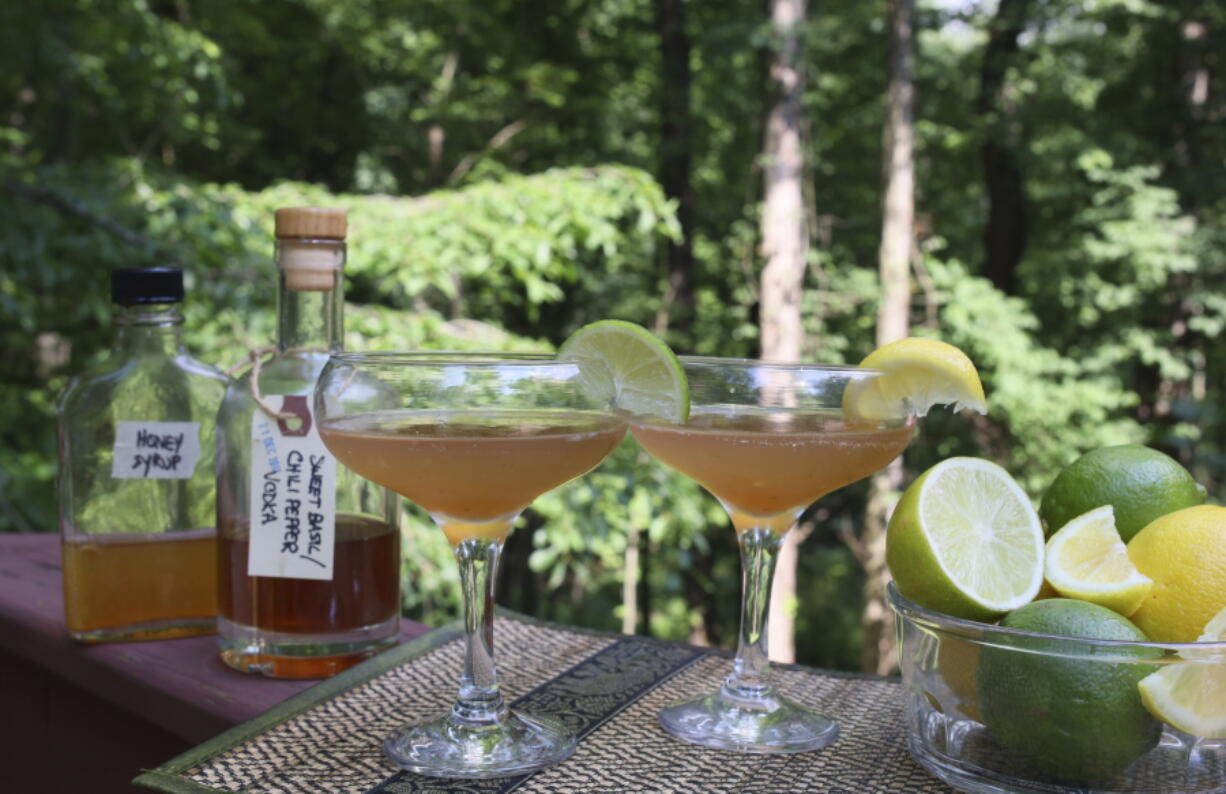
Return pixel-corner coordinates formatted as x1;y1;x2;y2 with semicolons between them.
134;611;950;794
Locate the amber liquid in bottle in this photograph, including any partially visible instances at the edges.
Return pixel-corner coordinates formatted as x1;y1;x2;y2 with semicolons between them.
218;515;398;635
62;529;218;639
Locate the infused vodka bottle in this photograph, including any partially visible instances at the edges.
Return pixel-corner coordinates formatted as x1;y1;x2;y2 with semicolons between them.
58;267;228;642
215;207;401;677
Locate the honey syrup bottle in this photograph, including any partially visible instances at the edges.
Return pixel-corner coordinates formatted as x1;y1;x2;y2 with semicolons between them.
58;267;227;642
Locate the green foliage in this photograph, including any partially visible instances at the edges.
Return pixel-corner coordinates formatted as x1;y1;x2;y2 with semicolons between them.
924;257;1144;493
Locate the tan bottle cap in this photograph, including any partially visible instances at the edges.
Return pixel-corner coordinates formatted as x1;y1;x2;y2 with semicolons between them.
275;207;346;291
275;207;347;240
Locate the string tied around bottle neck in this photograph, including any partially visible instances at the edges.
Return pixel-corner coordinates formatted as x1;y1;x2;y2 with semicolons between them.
226;346;330;421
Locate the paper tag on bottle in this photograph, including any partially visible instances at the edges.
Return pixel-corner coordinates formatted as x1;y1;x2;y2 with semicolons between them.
111;421;202;479
247;396;337;581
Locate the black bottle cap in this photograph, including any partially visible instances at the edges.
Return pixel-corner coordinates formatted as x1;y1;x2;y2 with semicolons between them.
110;268;184;305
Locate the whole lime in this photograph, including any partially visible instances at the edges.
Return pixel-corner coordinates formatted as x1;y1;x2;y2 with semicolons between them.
977;599;1161;783
1039;445;1205;541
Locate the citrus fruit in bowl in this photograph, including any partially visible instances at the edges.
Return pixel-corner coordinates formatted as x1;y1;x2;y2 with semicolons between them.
1137;606;1226;739
890;585;1226;793
888;449;1226;792
1038;445;1206;541
976;599;1162;783
886;457;1045;622
1127;504;1226;643
1043;505;1153;616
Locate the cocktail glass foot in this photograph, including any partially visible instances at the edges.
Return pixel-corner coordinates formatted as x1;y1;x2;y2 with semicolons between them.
660;686;838;754
385;710;576;779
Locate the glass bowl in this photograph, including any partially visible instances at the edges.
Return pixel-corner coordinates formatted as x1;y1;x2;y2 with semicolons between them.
889;583;1226;793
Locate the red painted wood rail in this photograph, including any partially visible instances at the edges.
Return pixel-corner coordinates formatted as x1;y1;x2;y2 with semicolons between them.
0;532;431;792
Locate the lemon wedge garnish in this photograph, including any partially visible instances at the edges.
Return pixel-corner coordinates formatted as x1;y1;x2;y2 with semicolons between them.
844;337;987;421
1137;607;1226;738
1044;505;1154;616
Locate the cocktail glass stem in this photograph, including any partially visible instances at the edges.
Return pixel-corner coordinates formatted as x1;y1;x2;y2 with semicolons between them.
658;518;838;753
723;527;784;701
453;537;507;724
382;528;576;778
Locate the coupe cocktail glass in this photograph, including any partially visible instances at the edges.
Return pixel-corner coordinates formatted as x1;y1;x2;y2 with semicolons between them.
630;357;916;753
315;352;627;778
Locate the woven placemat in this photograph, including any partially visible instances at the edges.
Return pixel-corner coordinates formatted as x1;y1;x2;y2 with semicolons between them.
134;613;951;793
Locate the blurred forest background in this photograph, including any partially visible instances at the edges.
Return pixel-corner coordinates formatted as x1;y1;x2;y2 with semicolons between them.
2;0;1224;672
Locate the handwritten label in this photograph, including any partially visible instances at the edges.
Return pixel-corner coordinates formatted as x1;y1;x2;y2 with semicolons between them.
247;396;337;581
111;421;202;479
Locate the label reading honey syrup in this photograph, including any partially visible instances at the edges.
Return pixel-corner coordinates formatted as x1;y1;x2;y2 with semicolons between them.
111;421;202;479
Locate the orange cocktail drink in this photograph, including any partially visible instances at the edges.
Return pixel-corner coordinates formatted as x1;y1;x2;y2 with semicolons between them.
314;352;626;780
321;410;626;544
632;408;913;532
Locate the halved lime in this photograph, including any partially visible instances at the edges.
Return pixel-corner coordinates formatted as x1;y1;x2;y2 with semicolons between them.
887;457;1044;621
557;320;689;422
1044;505;1153;616
1138;606;1226;738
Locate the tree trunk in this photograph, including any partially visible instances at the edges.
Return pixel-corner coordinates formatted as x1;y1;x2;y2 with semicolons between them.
760;0;808;665
653;0;695;334
622;523;640;634
860;0;915;676
638;0;696;638
427;53;460;184
977;0;1030;295
639;531;653;636
1167;18;1209;172
49;14;79;164
1173;18;1210;468
877;0;915;352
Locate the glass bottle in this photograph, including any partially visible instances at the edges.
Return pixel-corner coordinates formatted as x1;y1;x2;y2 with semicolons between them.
216;207;401;678
58;267;228;642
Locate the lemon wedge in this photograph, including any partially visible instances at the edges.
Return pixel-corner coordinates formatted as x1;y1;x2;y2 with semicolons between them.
1044;505;1154;616
845;337;987;421
1137;607;1226;738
